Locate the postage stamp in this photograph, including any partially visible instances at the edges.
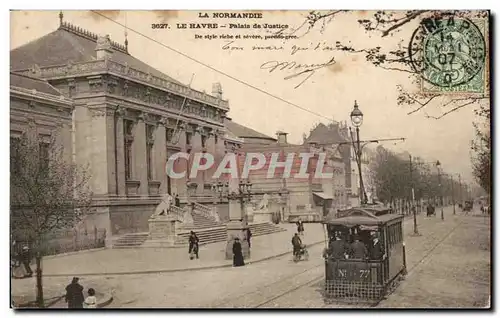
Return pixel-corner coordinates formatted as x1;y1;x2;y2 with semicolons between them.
409;16;488;95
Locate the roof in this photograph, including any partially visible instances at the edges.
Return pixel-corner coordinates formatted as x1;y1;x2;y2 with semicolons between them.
305;123;348;145
313;192;333;200
225;119;276;141
10;72;63;96
323;206;403;226
10;23;184;86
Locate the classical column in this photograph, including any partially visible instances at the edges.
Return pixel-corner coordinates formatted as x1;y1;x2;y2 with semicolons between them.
134;112;148;196
193;126;204;193
207;129;217;185
175;122;188;199
115;107;126;196
225;151;250;260
156;117;167;194
89;106;116;196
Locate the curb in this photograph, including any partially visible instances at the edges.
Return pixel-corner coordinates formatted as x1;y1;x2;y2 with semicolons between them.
43;248;107;260
42;239;327;278
96;293;113;308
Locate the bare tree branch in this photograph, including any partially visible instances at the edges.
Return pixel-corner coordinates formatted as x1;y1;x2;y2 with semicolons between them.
425;100;479;119
380;10;430;37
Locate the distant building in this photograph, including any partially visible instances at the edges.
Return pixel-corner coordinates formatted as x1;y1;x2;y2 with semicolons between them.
303;121;352;211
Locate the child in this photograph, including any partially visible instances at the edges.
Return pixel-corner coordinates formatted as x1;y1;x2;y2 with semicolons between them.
84;288;97;308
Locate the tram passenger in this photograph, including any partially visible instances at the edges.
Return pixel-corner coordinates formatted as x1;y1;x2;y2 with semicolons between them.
329;234;348;260
349;235;368;260
370;234;385;260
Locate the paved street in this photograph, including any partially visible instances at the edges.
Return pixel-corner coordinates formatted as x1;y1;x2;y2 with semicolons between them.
257;208;491;308
11;207;490;308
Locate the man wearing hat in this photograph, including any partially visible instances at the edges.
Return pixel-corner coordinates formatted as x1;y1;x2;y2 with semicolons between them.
370;233;385;260
349;235;368;260
20;245;33;277
329;233;348;260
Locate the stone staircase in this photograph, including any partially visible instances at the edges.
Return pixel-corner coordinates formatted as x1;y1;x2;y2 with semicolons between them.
179;222;287;245
113;232;149;248
181;213;221;230
113;222;287;248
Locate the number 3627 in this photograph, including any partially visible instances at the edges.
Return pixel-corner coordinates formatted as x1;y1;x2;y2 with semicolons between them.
152;24;169;29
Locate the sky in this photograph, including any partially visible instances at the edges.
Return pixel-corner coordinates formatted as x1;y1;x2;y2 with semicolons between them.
10;10;490;184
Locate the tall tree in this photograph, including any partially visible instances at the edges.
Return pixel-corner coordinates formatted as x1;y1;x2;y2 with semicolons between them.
10;134;93;307
471;104;491;193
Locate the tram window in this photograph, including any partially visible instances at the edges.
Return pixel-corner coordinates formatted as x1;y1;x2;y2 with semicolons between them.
388;226;393;247
391;225;396;246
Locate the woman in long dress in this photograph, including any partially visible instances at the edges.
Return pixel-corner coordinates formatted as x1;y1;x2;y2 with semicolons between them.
232;237;245;267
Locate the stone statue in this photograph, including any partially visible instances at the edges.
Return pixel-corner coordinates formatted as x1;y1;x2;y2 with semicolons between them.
258;194;269;210
152;193;173;218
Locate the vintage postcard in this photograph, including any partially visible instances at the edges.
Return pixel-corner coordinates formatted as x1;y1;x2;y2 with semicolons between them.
10;10;490;309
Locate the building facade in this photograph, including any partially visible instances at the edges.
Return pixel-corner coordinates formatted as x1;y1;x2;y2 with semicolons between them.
10;72;74;160
10;16;231;239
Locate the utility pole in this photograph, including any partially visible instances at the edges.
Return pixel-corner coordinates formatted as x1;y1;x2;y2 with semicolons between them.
458;174;462;204
451;175;456;215
437;162;444;221
410;155;420;236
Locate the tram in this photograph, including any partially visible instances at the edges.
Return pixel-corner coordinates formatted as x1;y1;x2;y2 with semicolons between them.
322;206;406;303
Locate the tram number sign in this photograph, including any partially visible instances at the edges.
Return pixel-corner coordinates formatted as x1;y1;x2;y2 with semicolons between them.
337;269;371;280
359;270;370;279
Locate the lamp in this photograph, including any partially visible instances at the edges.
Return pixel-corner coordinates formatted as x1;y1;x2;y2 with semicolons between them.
350;100;364;128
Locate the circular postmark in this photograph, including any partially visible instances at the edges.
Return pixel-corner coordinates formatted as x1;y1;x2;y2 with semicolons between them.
409;17;486;88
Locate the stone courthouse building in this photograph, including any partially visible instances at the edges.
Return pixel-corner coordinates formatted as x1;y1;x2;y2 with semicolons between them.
10;13;235;240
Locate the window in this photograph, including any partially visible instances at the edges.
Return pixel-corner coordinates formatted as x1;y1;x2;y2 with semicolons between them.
38;141;50;171
186;132;192;145
146;125;155;180
124;120;134;180
125;141;132;180
147;143;153;180
201;135;207;148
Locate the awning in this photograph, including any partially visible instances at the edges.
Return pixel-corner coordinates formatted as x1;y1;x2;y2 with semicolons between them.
313;192;333;200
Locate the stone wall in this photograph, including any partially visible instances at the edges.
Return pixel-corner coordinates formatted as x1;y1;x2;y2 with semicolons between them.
109;203;157;235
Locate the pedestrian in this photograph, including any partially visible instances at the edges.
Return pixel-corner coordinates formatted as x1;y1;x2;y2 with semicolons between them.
84;288;97;308
174;194;180;207
19;245;33;278
296;219;304;237
65;277;84;308
232;237;245;267
188;231;199;260
245;228;252;249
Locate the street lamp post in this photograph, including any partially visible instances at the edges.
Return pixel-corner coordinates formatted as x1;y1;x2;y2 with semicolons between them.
458;174;462;206
436;160;444;221
350;100;367;205
215;179;253;259
409;154;420;236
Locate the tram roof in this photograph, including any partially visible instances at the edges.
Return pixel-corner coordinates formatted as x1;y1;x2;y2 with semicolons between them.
323;206;404;226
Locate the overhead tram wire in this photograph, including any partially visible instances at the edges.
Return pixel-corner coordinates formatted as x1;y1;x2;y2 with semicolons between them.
89;10;332;122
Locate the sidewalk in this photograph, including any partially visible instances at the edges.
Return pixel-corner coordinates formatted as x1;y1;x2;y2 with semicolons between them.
379;209;491;308
34;223;328;277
